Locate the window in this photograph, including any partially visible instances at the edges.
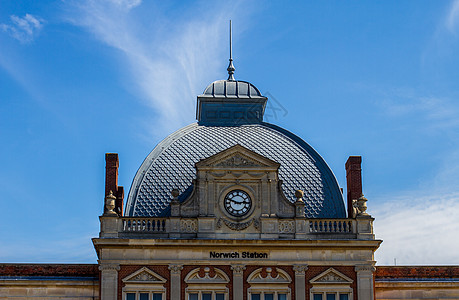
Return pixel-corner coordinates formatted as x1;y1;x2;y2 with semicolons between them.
250;293;288;300
122;267;167;300
312;294;349;300
126;293;162;300
188;292;226;300
247;268;291;300
309;268;353;300
185;267;229;300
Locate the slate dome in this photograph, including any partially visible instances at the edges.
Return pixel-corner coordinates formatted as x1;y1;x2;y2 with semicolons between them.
125;119;346;219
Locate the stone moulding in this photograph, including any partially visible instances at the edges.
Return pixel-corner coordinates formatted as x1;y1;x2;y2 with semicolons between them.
220;217;260;231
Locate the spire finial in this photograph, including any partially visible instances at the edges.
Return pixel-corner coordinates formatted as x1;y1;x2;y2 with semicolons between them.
227;20;235;81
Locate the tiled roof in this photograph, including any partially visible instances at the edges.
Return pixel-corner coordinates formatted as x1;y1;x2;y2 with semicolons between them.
126;123;346;218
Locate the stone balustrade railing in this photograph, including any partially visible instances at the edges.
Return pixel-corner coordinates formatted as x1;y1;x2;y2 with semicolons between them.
122;217;167;233
309;219;355;234
99;216;370;239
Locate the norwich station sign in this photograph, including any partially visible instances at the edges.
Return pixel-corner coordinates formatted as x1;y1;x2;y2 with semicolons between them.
209;251;269;259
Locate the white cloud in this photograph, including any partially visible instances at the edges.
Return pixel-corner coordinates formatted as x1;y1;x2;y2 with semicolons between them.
0;13;44;43
373;191;459;265
65;1;244;136
446;0;459;33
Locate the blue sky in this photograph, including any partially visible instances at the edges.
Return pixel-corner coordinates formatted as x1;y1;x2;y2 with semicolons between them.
1;0;459;265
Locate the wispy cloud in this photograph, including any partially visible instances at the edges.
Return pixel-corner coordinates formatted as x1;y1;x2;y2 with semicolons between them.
64;1;244;136
446;0;459;33
373;191;459;265
0;13;44;43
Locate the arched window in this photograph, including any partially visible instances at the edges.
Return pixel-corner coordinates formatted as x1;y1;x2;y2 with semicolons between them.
247;267;292;300
184;267;230;300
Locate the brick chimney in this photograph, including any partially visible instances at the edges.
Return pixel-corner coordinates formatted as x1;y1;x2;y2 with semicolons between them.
105;153;124;215
345;156;362;218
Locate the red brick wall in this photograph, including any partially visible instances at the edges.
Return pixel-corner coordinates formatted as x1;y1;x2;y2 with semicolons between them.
345;156;362;218
0;263;98;277
375;266;459;279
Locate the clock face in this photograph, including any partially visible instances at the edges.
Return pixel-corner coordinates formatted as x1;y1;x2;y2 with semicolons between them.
224;190;252;217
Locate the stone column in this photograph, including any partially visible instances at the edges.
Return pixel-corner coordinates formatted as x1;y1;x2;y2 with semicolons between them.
293;265;308;300
355;264;376;300
169;264;183;300
99;263;120;300
231;265;246;300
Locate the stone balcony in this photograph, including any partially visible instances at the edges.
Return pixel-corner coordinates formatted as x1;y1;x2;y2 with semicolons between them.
99;215;374;240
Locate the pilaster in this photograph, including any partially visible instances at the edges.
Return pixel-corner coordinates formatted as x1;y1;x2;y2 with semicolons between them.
231;265;246;300
99;262;120;300
169;264;183;300
293;265;308;300
355;264;376;300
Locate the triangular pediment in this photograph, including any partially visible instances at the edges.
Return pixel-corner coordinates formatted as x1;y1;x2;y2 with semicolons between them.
196;144;280;170
310;268;353;284
122;267;167;283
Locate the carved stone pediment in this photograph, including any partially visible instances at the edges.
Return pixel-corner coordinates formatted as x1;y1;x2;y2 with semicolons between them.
309;268;353;284
185;267;230;284
122;267;167;283
195;144;280;170
247;267;292;284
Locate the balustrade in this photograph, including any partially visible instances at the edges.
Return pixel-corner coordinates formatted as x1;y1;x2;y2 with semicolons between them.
309;219;354;233
122;217;167;232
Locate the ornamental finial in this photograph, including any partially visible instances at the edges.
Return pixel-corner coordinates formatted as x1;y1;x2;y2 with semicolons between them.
227;20;235;81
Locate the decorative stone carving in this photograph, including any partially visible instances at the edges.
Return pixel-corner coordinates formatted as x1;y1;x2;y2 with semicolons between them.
309;268;353;284
104;191;117;216
356;194;369;216
222;218;257;231
168;264;183;274
185;267;230;283
122;267;166;283
215;154;261;168
355;264;376;273
180;219;197;233
98;263;120;271
231;265;246;275
247;267;292;283
316;273;347;283
293;265;308;275
279;220;295;233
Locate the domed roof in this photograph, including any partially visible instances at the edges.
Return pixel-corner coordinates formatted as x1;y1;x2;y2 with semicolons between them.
125;122;346;218
202;80;264;98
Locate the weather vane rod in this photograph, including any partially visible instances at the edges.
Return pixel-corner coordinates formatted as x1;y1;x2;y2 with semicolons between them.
227;20;235;81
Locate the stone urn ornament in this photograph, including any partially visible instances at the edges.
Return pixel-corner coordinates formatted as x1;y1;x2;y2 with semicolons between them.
104;190;117;216
357;194;369;216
